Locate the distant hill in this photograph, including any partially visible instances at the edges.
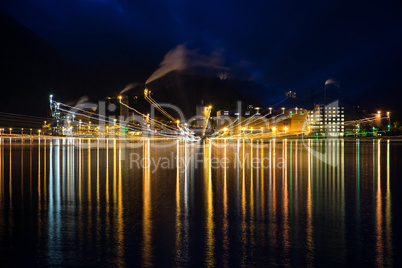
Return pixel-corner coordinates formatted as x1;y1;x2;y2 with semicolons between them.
0;12;62;116
0;13;152;117
0;13;263;121
2;12;401;123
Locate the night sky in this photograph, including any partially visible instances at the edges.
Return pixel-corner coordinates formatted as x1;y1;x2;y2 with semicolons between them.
2;0;402;116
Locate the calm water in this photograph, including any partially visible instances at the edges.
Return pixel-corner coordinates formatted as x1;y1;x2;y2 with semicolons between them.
0;137;401;267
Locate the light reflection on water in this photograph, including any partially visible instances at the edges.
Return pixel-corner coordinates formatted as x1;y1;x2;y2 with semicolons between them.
0;137;398;266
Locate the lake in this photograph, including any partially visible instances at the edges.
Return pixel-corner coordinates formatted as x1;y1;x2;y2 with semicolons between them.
0;137;401;267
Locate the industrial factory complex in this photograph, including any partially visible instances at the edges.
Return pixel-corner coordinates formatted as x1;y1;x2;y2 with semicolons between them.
16;90;387;140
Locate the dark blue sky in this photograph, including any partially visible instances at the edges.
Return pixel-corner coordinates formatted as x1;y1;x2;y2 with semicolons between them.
2;0;402;106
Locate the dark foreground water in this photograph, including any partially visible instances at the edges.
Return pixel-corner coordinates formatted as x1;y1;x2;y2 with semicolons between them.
0;137;401;267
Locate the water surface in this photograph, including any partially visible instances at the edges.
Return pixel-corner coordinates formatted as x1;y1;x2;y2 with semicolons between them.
0;137;401;267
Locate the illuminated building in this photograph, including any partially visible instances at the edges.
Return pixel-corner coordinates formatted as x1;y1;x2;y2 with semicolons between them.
308;101;345;137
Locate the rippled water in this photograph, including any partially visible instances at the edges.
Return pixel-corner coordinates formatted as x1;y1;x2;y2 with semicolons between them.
0;137;401;267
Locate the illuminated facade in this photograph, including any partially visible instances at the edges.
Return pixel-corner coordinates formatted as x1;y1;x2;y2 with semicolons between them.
308;101;344;136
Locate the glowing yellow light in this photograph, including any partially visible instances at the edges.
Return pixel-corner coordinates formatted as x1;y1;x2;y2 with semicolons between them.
118;95;122;100
272;126;276;132
224;127;227;132
144;89;148;96
284;126;288;132
176;120;180;124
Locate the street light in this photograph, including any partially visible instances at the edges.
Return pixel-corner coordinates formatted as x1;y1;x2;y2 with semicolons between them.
281;107;285;114
387;112;390;131
9;128;12;135
269;107;272;114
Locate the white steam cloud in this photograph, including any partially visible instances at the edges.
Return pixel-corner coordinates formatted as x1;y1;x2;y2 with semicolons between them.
120;82;139;94
146;44;229;84
66;96;98;112
75;96;98;111
325;79;340;88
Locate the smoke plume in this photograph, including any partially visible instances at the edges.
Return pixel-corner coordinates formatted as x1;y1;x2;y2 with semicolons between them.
146;44;228;84
74;96;97;111
120;82;139;94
